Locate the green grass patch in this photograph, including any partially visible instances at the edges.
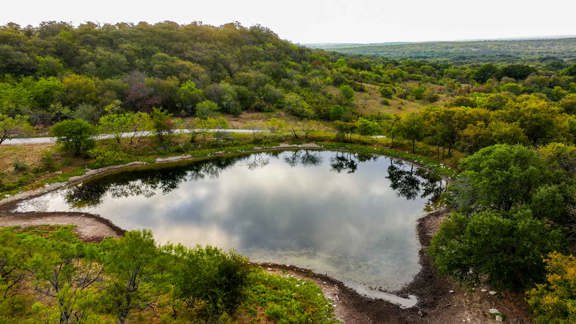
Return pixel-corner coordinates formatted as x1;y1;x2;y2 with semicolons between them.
237;269;338;323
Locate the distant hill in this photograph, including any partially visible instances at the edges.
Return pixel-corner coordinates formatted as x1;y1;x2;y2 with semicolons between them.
308;37;576;62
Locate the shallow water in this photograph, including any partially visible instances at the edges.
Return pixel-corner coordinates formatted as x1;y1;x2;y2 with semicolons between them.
16;150;442;299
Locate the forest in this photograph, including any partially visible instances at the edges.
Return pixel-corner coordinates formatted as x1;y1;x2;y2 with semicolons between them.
2;21;576;322
312;37;576;62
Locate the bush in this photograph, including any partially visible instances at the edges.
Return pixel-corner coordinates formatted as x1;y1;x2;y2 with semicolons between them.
168;245;249;318
356;117;381;135
89;148;130;168
39;151;57;172
379;85;394;99
12;160;28;173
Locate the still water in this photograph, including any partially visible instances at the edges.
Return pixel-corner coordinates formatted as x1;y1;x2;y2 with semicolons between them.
16;150;442;298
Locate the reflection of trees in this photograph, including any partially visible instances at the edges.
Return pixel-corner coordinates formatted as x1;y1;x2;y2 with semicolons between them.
284;150;322;167
64;151;444;209
247;154;270;170
386;159;444;202
65;156;243;207
329;152;378;174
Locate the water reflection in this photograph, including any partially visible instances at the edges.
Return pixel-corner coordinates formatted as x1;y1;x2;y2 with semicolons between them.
16;150;443;295
386;159;444;203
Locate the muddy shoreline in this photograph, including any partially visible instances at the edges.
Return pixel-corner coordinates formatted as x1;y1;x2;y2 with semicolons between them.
260;208;451;323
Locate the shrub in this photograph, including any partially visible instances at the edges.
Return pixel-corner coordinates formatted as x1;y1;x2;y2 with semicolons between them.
527;252;576;322
168;245;250;317
12;160;28;173
379;85;394;99
356;117;381;135
89;148;130;168
39;151;57;172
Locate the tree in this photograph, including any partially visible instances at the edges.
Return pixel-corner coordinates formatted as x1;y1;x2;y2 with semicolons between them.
356;117;381;135
472;64;499;83
61;74;97;108
284;93;314;119
99;231;160;324
449;144;549;212
97;113;133;145
150;108;173;144
0;229;28;300
499;64;535;80
339;84;355;104
176;81;204;115
195;100;219;119
24;227;102;323
528;252;576;322
0;114;32;144
399;113;424;153
50;119;95;157
429;210;562;290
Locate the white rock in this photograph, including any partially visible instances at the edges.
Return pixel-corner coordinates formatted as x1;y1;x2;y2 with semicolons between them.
489;308;500;315
495;315;503;322
481;288;487;293
449;290;455;294
489;290;497;295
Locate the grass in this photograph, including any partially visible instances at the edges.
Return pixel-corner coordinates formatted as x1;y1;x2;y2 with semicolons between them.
236;269;338;323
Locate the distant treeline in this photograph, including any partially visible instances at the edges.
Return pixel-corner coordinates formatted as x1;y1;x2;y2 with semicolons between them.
312;38;576;62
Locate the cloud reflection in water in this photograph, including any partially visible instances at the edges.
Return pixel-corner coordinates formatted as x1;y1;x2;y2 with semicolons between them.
16;151;443;292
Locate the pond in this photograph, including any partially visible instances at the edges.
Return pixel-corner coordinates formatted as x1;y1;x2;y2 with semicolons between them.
15;150;443;303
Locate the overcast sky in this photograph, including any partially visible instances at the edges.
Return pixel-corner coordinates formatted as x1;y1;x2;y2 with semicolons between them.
1;0;575;44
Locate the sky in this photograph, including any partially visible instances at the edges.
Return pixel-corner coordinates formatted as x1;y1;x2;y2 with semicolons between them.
1;0;575;44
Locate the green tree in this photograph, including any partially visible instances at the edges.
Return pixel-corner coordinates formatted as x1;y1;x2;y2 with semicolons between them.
0;229;28;300
176;81;204;115
399;113;424;153
356;117;381;135
339;84;355;104
99;230;160;324
449;144;549;212
195;100;219;119
429;210;562;290
379;85;394;99
0;114;32;144
284;93;314;119
472;64;499;83
97;113;133;145
50;119;95;157
150;108;173;144
24;227;102;323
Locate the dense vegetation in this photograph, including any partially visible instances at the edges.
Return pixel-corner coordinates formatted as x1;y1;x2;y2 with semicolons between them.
3;21;576;322
311;38;576;62
0;226;335;323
